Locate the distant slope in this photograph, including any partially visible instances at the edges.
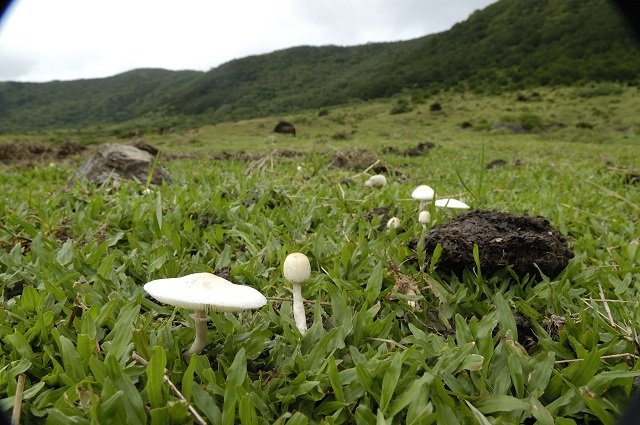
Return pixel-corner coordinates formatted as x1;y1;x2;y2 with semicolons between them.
0;0;638;133
163;43;402;117
0;69;202;132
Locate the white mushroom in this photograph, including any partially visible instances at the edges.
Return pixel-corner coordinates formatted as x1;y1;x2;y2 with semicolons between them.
283;253;311;335
144;273;266;355
434;198;470;209
411;185;435;211
418;210;431;229
386;216;401;229
365;174;387;188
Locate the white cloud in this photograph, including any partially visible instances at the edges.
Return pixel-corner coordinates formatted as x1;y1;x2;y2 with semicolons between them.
0;0;496;82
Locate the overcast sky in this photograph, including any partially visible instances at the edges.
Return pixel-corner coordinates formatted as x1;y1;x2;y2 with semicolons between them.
0;0;496;83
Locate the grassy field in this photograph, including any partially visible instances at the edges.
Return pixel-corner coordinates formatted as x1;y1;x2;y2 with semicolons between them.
0;84;639;424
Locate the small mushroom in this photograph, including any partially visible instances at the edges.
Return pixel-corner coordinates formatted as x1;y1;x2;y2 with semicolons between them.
434;198;470;209
386;216;401;229
283;253;311;335
144;273;266;355
411;185;435;211
365;174;387;188
418;210;431;229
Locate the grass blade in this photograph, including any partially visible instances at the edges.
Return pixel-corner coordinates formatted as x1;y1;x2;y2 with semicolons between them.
146;346;167;409
380;352;403;413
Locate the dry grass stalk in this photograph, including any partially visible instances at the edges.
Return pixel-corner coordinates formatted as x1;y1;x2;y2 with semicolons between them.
350;159;381;179
555;353;639;364
12;374;25;425
598;282;616;328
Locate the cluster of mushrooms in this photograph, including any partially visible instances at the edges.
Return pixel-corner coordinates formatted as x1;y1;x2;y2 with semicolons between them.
144;176;469;355
364;174;470;230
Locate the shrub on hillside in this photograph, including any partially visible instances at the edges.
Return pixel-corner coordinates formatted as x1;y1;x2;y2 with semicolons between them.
575;83;624;98
390;98;413;115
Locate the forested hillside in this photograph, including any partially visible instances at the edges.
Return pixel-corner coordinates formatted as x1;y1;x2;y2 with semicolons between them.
0;69;202;132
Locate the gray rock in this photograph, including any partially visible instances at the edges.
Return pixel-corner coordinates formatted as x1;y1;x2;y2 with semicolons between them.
72;143;171;185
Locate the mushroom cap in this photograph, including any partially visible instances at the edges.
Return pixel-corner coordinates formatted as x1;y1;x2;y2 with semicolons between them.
434;198;470;209
418;210;431;224
365;174;387;188
283;253;311;284
386;216;401;229
144;273;266;312
411;185;435;201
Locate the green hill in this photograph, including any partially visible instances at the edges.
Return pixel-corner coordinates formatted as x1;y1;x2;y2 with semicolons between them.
0;69;202;132
0;0;638;133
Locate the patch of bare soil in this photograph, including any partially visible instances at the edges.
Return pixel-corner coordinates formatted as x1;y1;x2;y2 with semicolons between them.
418;210;573;279
485;159;507;169
364;206;392;231
213;151;261;161
133;141;160;156
208;149;304;162
0;139;307;166
0;141;86;164
0;142;52;162
486;159;524;169
382;141;436;157
329;149;388;173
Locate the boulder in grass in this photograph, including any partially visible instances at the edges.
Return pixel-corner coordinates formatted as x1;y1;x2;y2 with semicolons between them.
72;143;171;186
420;210;573;280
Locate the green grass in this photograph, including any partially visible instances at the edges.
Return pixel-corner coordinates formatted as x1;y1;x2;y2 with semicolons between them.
0;85;639;424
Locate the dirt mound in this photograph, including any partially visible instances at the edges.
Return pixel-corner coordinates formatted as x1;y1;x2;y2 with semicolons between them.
383;142;436;157
0;141;86;163
207;149;304;162
329;150;388;173
420;210;573;279
57;141;86;157
485;159;507;169
0;142;53;162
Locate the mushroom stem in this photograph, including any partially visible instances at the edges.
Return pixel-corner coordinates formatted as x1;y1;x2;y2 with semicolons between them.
291;283;307;335
186;310;209;355
419;200;426;212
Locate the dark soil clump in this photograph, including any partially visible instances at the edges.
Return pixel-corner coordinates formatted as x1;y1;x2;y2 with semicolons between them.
383;141;436;157
57;141;86;158
329;150;388;173
0;141;86;163
365;206;392;230
364;206;390;221
421;210;573;279
624;172;640;185
133;141;159;156
486;159;507;169
0;142;53;162
3;279;25;299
